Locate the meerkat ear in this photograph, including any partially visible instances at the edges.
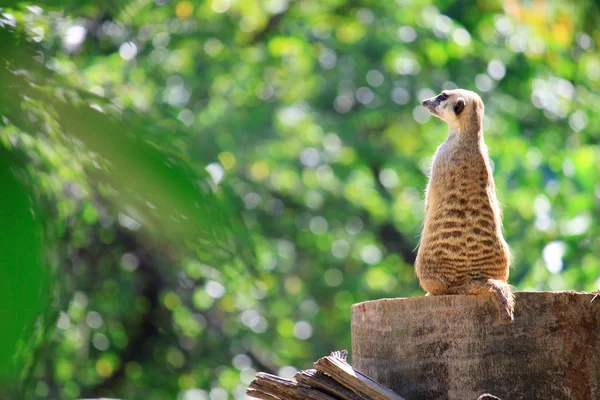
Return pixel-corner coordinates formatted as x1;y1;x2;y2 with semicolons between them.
454;98;465;116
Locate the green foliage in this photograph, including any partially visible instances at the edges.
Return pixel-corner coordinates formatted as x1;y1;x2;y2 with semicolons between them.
0;149;52;393
0;0;599;398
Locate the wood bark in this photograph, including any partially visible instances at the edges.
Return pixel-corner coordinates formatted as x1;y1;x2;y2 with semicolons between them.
247;351;405;400
351;291;600;400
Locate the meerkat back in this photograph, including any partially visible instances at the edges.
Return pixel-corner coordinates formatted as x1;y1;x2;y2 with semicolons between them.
416;89;514;323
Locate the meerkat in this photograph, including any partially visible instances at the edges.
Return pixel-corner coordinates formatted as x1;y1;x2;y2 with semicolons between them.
416;89;514;323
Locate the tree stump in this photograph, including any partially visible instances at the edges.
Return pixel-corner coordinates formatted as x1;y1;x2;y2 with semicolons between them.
351;292;600;400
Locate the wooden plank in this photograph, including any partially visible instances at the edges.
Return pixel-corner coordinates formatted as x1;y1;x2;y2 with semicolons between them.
246;389;281;400
295;368;362;400
314;355;406;400
247;372;338;400
247;351;405;400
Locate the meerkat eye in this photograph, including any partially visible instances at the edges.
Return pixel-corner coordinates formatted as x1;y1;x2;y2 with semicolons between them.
438;93;449;101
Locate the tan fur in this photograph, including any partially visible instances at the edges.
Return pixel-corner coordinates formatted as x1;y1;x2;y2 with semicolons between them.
416;89;514;323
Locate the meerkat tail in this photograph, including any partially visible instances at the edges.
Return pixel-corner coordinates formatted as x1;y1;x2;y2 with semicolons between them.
487;279;515;323
457;279;515;323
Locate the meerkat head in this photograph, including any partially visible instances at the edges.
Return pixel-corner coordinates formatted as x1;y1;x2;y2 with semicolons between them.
421;89;484;133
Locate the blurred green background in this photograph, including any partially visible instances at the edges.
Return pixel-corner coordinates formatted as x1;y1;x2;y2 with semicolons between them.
0;0;599;398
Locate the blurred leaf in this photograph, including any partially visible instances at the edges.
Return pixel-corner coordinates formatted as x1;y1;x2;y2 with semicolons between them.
0;27;255;270
0;149;51;395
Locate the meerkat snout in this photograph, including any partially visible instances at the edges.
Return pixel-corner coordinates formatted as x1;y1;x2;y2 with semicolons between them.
421;89;481;129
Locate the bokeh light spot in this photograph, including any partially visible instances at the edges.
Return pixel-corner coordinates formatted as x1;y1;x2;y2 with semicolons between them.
96;359;114;378
119;42;138;61
366;70;384;87
251;161;270;180
293;321;313;340
379;168;399;188
543;241;566;274
85;311;103;329
265;0;289;14
309;216;328;234
324;268;343;287
175;1;193;19
120;253;139;272
63;25;86;52
413;106;430;124
212;0;230;13
218;152;236;170
475;74;493;92
278;366;297;379
180;388;208;400
166;347;185;368
205;280;225;299
284;275;302;294
92;333;109;351
452;28;471;46
487;60;506;80
360;244;382;264
164;292;182;310
126;362;143;379
178;374;197;389
396;26;417;43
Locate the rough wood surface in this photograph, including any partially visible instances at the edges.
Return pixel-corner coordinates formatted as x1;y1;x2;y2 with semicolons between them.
314;354;405;400
247;351;405;400
295;369;363;400
245;389;280;400
351;291;600;400
248;372;338;400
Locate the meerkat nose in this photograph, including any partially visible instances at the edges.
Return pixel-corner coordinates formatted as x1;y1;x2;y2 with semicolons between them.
422;99;429;106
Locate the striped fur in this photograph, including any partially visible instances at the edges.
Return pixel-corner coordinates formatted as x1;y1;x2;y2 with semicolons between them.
417;89;514;323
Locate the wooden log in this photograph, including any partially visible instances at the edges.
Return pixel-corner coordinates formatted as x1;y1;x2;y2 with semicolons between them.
247;372;338;400
245;389;281;400
295;369;363;400
247;351;405;400
351;291;600;400
313;353;405;400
